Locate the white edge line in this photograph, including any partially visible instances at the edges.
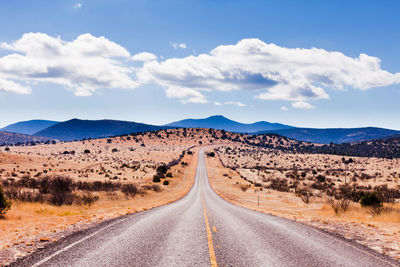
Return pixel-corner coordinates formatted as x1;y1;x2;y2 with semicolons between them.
32;218;128;266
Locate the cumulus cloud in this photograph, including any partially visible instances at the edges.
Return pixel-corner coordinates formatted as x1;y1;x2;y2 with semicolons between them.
165;86;207;103
214;101;222;106
291;101;315;110
137;38;400;104
170;42;187;50
2;35;400;107
132;52;157;62
73;3;82;9
0;77;31;94
281;106;288;111
0;32;137;96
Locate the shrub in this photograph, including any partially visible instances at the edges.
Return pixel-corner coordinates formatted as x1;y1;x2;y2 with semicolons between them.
360;192;382;207
77;192;99;206
156;165;168;175
121;184;139;198
296;187;313;204
153;176;161;183
83;149;91;154
239;184;248;192
269;178;290;192
163;180;169;186
0;185;12;214
166;173;173;178
316;175;325;182
328;197;350;214
207;152;215;157
143;184;161;192
49;176;73;206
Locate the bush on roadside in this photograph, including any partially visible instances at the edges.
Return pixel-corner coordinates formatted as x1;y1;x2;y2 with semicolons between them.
121;183;139;198
163;180;169;186
360;192;382;207
0;185;12;214
328;197;350;214
296;187;313;204
49;176;74;206
143;184;161;192
153;176;161;183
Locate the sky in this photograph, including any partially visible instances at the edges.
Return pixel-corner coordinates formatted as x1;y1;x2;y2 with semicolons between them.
1;0;400;129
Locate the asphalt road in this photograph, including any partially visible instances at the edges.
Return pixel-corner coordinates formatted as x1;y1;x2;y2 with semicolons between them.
12;148;399;267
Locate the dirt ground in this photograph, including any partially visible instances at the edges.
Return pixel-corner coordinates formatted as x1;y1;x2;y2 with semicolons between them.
0;142;200;265
205;148;400;261
1;130;400;264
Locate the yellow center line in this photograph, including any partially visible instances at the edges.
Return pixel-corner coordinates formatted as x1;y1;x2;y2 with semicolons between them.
203;200;218;267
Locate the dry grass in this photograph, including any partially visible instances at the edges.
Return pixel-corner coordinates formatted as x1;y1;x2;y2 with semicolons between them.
205;149;400;261
0;146;199;265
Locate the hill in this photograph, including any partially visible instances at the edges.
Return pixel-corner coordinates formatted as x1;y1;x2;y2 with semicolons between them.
295;134;400;159
166;115;293;133
0;131;50;145
257;127;400;144
1;120;59;135
33;119;172;141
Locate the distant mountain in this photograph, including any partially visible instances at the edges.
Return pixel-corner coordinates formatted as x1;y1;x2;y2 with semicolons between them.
257;127;400;144
166;115;293;133
0;131;50;145
33;119;172;141
1;120;59;135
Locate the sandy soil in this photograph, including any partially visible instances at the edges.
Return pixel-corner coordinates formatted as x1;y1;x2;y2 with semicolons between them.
205;148;400;261
0;134;202;265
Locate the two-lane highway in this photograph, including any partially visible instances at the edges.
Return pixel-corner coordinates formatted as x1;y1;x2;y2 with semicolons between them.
13;148;399;266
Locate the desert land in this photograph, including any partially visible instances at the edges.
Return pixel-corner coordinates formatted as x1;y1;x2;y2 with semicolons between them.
0;128;399;264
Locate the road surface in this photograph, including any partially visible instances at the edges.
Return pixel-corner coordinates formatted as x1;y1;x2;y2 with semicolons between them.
12;148;399;266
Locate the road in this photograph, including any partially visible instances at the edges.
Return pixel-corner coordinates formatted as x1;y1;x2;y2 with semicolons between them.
12;148;399;267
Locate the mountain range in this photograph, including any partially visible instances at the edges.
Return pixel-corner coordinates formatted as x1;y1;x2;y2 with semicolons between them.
1;115;399;145
166;115;293;133
1;119;59;135
33;119;171;141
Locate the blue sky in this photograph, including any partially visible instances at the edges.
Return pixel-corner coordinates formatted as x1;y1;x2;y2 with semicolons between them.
0;0;400;129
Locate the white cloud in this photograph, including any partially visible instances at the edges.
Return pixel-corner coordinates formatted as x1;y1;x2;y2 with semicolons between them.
0;77;31;94
214;101;222;106
132;52;157;62
73;3;82;9
291;101;315;110
281;106;288;111
225;101;246;107
0;32;137;96
2;35;400;107
137;38;400;104
170;42;187;50
165;86;207;103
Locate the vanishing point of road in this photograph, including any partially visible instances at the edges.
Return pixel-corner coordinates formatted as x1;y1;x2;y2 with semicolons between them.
12;148;399;267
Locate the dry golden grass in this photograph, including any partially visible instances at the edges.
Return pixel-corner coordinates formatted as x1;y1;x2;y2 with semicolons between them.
205;149;400;260
0;146;199;265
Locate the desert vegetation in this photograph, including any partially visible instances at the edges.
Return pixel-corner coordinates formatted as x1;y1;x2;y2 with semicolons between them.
215;144;400;208
207;143;400;260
